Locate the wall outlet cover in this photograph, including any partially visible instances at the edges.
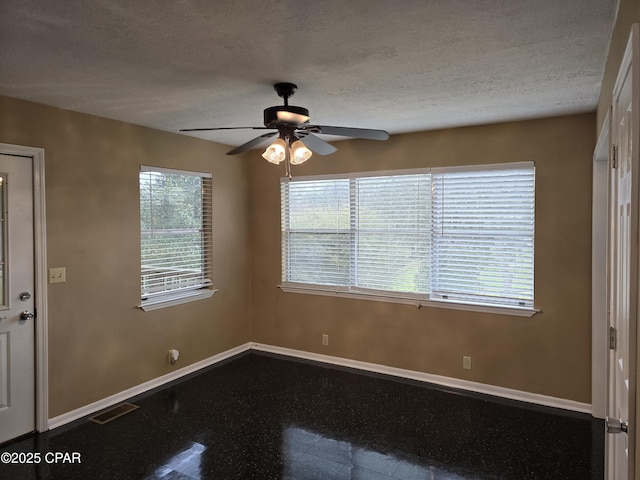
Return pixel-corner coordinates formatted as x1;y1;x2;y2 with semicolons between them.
463;356;472;370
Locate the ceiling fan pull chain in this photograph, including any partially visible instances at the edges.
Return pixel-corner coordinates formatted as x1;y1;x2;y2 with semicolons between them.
285;149;292;179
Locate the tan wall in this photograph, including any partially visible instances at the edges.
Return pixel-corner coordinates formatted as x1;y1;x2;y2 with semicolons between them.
0;95;252;417
249;114;595;403
597;0;640;131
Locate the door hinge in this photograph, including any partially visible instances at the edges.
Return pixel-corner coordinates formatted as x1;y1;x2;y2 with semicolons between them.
611;144;618;169
606;416;628;434
609;326;617;350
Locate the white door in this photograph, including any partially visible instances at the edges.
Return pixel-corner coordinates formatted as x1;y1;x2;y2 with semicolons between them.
607;24;639;480
0;153;35;444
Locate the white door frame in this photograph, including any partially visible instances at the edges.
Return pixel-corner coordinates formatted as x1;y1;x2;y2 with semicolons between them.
593;108;611;420
0;142;48;434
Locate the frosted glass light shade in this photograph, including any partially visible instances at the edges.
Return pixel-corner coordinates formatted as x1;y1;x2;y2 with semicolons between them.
290;140;312;165
262;138;287;164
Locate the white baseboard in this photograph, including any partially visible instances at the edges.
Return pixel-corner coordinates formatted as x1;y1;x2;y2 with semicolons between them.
251;343;592;415
48;342;252;430
48;340;591;431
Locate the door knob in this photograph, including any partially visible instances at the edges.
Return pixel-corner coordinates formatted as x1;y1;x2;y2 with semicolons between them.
20;310;34;321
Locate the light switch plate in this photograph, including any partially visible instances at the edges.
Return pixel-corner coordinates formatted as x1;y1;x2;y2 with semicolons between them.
49;267;66;284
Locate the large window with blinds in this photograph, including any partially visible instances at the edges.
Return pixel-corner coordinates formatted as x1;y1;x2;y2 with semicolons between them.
139;166;214;310
280;162;535;312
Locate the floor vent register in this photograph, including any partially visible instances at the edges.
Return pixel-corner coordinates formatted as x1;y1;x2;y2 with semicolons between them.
89;403;139;425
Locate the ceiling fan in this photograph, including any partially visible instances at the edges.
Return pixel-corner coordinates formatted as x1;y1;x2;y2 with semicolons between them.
179;82;389;172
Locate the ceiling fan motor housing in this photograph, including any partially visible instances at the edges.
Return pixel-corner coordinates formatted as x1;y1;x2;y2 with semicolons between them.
263;105;310;128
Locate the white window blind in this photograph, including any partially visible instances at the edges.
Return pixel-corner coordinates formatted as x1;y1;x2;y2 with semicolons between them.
431;165;535;307
281;163;535;311
354;174;431;294
281;178;351;287
140;166;213;306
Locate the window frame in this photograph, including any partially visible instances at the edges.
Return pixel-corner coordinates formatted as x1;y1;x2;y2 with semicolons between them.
139;165;217;311
280;163;537;317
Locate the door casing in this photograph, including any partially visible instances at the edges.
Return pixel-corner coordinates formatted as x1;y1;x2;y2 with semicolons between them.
592;107;611;421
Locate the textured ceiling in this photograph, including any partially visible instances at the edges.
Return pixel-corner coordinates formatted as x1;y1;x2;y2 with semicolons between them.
0;0;618;148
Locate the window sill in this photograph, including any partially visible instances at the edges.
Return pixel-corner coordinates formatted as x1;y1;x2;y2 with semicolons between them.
139;289;218;312
278;284;538;317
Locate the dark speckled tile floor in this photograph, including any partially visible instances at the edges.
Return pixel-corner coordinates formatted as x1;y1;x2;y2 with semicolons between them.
0;352;603;480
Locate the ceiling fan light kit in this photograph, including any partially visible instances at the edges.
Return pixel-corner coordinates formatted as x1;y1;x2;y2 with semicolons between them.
180;82;389;175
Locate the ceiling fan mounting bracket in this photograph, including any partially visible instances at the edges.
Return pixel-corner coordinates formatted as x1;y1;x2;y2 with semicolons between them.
273;82;298;101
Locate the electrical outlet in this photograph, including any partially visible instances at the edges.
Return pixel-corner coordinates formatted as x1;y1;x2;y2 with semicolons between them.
49;267;66;284
322;334;329;346
463;356;472;370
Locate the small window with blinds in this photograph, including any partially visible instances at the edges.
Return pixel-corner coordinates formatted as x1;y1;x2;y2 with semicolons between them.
139;166;215;310
280;162;535;313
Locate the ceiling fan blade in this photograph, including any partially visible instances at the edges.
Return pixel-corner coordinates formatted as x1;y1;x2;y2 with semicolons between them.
226;132;278;155
297;132;337;155
306;125;389;141
179;126;271;132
